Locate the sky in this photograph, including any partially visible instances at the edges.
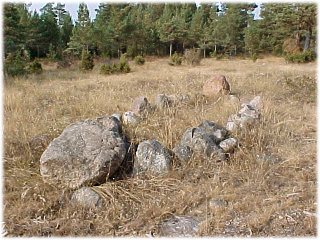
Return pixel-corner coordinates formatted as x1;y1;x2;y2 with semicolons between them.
27;1;262;21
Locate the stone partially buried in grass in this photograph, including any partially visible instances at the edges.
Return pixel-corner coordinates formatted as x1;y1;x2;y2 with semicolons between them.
71;187;103;208
131;96;152;116
134;139;172;175
40;116;127;189
158;215;200;237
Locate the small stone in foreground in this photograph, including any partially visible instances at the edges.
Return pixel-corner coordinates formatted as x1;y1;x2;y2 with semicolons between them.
158;215;200;237
71;187;103;208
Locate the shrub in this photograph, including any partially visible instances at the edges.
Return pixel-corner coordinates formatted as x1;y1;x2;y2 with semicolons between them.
100;64;113;75
80;49;94;71
26;61;42;74
169;52;183;66
251;53;258;62
285;50;316;63
184;48;201;66
134;55;145;65
4;53;27;77
100;54;131;75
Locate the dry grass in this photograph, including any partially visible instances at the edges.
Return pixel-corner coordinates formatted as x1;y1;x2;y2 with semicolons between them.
3;56;317;236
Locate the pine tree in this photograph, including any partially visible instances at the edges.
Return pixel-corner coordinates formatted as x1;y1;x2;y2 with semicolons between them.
68;3;92;55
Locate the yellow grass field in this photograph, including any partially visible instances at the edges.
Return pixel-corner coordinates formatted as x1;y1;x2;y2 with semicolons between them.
3;56;317;236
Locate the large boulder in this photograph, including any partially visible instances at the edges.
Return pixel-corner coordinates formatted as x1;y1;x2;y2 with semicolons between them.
134;139;172;175
40;116;127;189
203;74;230;97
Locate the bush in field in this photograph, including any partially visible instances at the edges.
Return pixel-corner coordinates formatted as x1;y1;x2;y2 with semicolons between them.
285;50;316;63
80;49;94;71
184;48;201;66
26;61;43;74
251;53;258;62
4;53;27;77
119;54;131;73
169;52;183;66
100;54;131;75
134;55;145;65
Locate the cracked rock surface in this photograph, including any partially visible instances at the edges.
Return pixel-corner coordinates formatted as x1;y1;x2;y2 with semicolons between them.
40;116;127;189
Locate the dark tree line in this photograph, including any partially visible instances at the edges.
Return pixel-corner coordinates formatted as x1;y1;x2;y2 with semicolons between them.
4;2;317;61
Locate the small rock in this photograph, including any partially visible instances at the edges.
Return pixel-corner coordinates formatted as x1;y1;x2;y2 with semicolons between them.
131;96;152;115
158;215;200;237
209;198;228;209
71;187;103;208
219;138;238;152
238;104;260;120
203;74;231;97
249;95;262;110
168;94;191;105
197;120;228;143
256;153;282;164
155;94;172;109
176;126;226;162
134;139;172;175
122;111;141;126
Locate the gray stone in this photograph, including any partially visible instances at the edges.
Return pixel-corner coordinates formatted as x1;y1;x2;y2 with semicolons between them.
131;96;152;115
173;144;193;162
238;104;260;120
71;187;103;208
209;198;228;209
122;111;141;126
256;153;282;164
167;94;191;105
158;215;200;237
249;95;262;110
198;120;228;143
175;126;226;162
134;139;172;175
155;94;172;109
40;116;127;189
219;138;238;152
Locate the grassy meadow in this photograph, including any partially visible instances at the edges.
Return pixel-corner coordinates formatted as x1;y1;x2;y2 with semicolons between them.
3;56;317;236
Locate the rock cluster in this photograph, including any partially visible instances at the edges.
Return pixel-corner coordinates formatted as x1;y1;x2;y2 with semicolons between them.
38;73;263;214
226;96;261;132
173;120;237;163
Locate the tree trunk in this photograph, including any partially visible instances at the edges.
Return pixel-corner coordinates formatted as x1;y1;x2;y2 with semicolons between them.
214;44;217;53
203;41;206;58
169;42;172;57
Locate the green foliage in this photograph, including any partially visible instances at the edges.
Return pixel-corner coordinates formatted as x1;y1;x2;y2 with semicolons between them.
251;53;258;62
4;52;27;77
80;49;94;71
100;54;131;75
285;50;316;63
26;60;43;74
169;52;183;66
184;48;201;65
134;55;145;65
